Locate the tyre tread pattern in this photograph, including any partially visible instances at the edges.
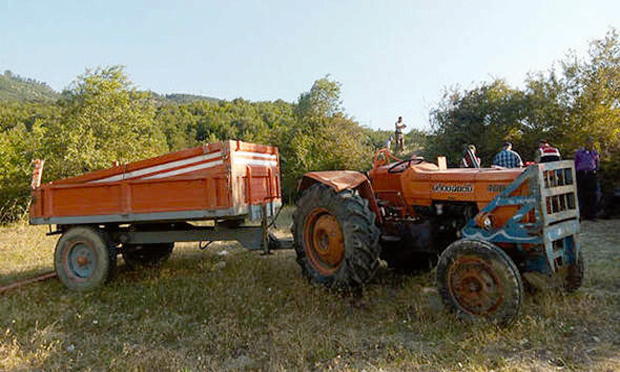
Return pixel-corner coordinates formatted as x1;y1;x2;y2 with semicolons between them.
436;239;524;325
54;226;116;291
292;184;381;291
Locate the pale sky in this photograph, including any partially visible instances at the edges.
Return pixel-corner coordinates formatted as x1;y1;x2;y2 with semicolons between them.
1;0;619;131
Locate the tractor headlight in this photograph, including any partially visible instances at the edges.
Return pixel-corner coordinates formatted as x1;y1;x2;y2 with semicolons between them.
475;212;495;230
482;215;493;229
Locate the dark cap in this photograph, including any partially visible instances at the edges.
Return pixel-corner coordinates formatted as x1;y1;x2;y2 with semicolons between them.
502;141;512;147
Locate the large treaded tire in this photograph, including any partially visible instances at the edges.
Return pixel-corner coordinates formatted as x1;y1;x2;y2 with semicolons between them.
436;239;524;325
292;184;381;291
54;226;117;291
122;243;174;269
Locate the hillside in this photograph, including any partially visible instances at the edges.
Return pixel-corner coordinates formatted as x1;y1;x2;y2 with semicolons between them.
0;70;60;102
0;70;219;105
162;93;219;104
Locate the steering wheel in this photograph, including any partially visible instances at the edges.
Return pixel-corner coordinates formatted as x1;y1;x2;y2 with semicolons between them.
387;157;425;173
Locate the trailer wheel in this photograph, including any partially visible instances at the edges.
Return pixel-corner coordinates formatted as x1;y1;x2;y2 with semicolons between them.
292;184;381;291
561;250;584;292
436;239;524;325
54;226;116;291
122;243;174;268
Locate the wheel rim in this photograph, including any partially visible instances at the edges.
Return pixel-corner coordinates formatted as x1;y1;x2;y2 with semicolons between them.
448;256;503;315
66;240;98;279
303;208;345;275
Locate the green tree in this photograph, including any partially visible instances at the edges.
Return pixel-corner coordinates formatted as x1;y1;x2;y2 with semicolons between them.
294;76;343;120
428;80;527;166
559;29;620;188
44;66;167;179
280;77;370;196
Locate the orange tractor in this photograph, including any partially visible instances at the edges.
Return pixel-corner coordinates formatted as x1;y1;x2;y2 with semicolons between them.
293;148;582;324
29;141;581;324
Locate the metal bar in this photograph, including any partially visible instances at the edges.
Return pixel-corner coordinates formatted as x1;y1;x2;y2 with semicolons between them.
120;226;265;250
544;210;579;225
539;160;576;172
0;271;57;294
30;201;283;226
540;185;576;197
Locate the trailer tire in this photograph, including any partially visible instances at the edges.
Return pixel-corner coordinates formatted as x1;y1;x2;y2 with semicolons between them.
436;239;524;325
122;243;174;268
562;250;584;292
292;184;381;291
54;226;116;291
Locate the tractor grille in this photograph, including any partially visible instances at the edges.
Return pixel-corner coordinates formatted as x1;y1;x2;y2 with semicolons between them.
539;161;579;225
538;161;580;271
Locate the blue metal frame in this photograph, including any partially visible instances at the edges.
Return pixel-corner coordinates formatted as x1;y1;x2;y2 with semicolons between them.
462;161;580;275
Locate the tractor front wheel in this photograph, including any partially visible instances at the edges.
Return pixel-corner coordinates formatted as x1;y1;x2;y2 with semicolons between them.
436;239;524;325
292;184;381;291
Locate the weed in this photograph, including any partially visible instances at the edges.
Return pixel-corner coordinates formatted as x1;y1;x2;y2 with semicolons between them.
0;211;619;370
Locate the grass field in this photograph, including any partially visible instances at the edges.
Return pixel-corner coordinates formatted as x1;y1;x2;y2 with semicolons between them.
1;208;620;371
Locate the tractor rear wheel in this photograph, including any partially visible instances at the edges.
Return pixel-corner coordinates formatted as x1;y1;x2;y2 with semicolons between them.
122;243;174;268
292;184;381;291
436;239;524;325
54;226;117;291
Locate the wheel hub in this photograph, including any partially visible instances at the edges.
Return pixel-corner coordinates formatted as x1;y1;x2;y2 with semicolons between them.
449;257;503;315
77;255;90;266
304;208;345;274
68;242;97;279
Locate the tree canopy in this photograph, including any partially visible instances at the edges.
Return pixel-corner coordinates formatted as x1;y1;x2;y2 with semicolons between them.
427;28;620;176
1;29;619;222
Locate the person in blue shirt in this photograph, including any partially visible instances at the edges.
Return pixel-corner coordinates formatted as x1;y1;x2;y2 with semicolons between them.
492;141;523;168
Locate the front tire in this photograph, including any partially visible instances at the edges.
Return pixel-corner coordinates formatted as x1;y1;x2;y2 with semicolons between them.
54;226;117;291
292;184;381;291
436;239;524;325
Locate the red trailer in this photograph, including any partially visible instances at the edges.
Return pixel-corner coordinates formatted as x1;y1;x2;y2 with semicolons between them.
30;140;284;291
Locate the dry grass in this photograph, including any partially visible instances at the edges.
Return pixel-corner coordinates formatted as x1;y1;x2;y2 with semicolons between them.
1;209;619;371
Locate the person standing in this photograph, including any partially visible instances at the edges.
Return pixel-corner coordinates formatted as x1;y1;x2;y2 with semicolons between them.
575;136;600;221
461;144;481;168
384;135;393;150
394;116;407;151
492;141;523;168
535;139;561;163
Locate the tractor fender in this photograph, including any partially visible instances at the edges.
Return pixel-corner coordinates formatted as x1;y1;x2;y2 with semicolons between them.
298;171;383;224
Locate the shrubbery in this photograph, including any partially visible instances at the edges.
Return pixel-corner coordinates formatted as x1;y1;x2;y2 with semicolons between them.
2;30;619;223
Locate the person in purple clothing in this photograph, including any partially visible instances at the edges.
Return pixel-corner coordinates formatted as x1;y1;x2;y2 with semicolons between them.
574;136;600;221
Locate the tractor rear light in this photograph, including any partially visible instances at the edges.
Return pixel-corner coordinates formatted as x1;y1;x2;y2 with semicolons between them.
474;211;495;230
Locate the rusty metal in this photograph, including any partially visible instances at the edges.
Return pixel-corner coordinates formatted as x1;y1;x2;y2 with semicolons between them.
298;171;368;193
303;207;345;275
30;159;45;190
447;256;503;315
0;271;57;294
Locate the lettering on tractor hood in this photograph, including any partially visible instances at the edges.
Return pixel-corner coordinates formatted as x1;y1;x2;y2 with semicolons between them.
487;184;507;193
432;183;474;193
